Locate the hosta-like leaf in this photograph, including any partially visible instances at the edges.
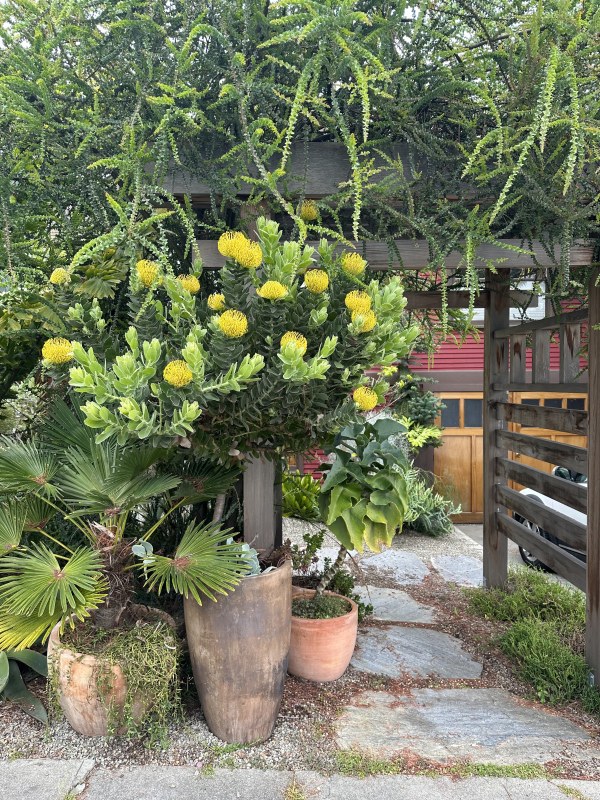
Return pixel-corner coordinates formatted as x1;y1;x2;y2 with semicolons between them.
326;516;355;551
325;483;362;526
363;518;392;552
339;498;369;552
3;660;47;723
6;649;47;677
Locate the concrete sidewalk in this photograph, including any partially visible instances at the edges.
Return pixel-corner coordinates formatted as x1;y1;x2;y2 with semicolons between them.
5;761;600;800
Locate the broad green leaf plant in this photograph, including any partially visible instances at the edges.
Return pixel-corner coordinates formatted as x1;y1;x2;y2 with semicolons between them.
44;218;419;459
0;401;250;652
314;417;410;598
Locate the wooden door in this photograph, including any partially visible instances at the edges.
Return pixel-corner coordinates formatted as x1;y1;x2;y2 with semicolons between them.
433;392;484;523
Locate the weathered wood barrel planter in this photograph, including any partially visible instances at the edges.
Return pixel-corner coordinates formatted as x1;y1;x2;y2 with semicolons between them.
184;560;292;743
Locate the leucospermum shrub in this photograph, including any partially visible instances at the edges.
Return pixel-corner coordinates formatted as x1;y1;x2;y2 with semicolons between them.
48;219;418;458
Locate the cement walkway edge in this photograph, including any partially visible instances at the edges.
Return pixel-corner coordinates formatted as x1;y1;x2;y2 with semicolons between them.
5;762;600;800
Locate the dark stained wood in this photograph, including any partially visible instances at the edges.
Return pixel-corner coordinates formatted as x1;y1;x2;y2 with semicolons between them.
496;457;588;514
243;457;277;552
494;307;589;339
560;323;582;384
483;269;510;588
495;484;587;551
196;239;594;271
496;429;588;474
532;329;551;383
496;401;588;435
404;290;538;310
493;382;588;393
510;334;527;384
586;269;600;675
497;512;586;592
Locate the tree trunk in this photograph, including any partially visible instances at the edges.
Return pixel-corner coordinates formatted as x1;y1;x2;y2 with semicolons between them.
314;544;347;599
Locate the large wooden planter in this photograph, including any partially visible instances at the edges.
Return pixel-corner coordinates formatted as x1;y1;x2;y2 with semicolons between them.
184;560;292;744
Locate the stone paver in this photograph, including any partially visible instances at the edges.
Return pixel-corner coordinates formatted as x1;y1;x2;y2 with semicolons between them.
0;758;95;800
361;550;430;585
351;627;482;679
555;780;600;799
354;585;435;622
336;689;590;764
431;554;484;586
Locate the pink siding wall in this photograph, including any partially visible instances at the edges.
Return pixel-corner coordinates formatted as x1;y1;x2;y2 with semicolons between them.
411;336;562;371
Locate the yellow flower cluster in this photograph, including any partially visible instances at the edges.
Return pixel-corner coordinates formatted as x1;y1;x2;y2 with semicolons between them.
304;269;329;294
207;293;226;311
353;386;378;411
280;331;307;356
217;232;263;268
177;274;200;294
42;337;75;364
136;260;160;288
345;291;371;313
341;252;367;276
299;200;318;221
49;268;68;285
352;309;377;332
257;281;288;300
163;360;193;387
218;310;248;338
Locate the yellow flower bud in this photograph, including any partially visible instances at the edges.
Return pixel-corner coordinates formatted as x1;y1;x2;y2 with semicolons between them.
280;331;307;356
353;387;378;411
218;231;248;258
299;200;318;221
49;268;68;285
176;274;200;294
257;281;288;300
42;337;75;365
234;240;263;269
345;290;371;314
163;360;193;387
136;260;160;288
304;269;329;294
341;252;367;275
218;310;248;338
207;293;226;311
351;309;377;332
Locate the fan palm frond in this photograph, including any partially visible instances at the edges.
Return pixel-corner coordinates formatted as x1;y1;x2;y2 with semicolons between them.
173;459;241;503
0;438;60;497
24;496;56;531
41;398;95;456
0;501;27;555
0;543;107;618
140;521;250;604
0;609;62;651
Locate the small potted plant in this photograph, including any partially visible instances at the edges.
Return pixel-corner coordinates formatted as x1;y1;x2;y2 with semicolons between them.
288;417;409;682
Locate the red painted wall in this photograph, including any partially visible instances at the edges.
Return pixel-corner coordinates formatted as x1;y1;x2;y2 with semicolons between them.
411;335;562;371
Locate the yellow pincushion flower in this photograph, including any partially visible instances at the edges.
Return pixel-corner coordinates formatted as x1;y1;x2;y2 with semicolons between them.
163;360;193;388
257;281;288;300
353;387;378;411
304;269;329;294
136;260;160;288
218;310;248;338
42;337;75;365
234;240;263;269
49;268;68;285
176;274;200;294
218;231;248;258
341;252;367;275
299;200;318;221
207;293;226;311
345;290;371;314
352;309;377;332
280;331;307;356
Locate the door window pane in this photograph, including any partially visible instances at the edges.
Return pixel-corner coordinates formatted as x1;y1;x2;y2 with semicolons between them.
568;398;585;410
544;398;563;408
441;399;460;428
464;398;483;428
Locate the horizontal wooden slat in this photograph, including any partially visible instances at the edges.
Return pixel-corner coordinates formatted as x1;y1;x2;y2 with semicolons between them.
493;382;588;393
405;290;538;310
495;402;588;435
496;429;588;473
496;457;588;513
496;512;586;591
195;239;594;271
495;484;587;551
493;307;589;338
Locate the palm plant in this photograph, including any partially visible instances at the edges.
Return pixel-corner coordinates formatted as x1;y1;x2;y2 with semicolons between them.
0;400;249;650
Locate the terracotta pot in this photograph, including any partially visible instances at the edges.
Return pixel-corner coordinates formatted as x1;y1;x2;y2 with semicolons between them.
184;560;292;744
47;604;175;737
288;589;358;682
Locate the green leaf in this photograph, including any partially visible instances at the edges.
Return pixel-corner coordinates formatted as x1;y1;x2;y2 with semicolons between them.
325;484;362;526
371;418;407;439
339;498;369;551
0;651;8;693
364;518;393;552
320;458;348;492
3;660;47;724
326;515;355;551
6;649;47;677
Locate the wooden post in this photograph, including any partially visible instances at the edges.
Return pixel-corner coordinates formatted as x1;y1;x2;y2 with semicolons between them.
559;323;582;384
243;456;277;553
483;269;511;587
586;270;600;677
510;334;527;383
532;329;551;383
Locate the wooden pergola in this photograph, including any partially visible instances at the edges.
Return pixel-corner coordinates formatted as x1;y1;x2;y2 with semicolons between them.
182;149;600;677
